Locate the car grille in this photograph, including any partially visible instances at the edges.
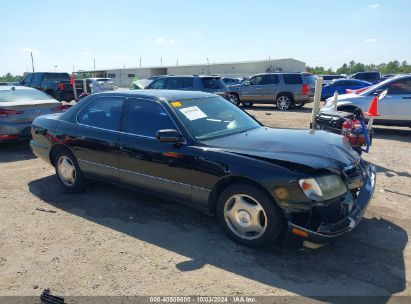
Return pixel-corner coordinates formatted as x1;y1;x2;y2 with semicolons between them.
316;197;347;224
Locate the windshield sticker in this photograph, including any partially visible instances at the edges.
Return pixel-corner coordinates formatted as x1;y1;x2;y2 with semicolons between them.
179;106;207;121
171;101;182;107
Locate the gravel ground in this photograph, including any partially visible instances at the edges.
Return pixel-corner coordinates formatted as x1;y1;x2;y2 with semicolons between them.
0;103;410;299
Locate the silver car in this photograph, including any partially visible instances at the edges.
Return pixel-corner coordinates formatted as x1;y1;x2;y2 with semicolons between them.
0;86;65;141
228;73;315;110
86;78;115;93
321;75;411;127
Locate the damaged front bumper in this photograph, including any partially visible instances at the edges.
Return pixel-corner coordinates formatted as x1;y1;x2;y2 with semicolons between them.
287;161;376;244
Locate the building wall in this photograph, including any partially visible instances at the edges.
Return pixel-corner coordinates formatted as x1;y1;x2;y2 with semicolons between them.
89;58;306;87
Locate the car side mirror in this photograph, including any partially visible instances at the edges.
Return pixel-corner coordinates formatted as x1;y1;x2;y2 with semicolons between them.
243;80;251;86
156;129;184;144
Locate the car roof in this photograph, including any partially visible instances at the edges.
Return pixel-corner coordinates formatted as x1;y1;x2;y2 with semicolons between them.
0;85;37;91
96;89;217;101
333;79;371;84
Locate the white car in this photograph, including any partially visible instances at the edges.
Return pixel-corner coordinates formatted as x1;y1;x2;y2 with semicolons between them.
86;78;115;93
321;75;411;127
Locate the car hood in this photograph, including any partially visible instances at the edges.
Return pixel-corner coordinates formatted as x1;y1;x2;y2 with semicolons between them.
203;127;360;172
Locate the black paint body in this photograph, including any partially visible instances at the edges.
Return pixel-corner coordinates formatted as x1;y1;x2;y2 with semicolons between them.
30;90;376;243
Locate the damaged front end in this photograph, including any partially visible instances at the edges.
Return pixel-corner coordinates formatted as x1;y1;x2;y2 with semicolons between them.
284;160;376;244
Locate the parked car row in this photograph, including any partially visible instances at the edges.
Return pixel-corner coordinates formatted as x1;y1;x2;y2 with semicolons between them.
321;74;411;127
19;72;115;102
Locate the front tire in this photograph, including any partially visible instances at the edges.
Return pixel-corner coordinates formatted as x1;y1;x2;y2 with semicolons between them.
55;149;86;192
229;93;241;106
216;184;284;247
276;95;293;111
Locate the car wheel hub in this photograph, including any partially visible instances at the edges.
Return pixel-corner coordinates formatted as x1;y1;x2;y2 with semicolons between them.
57;156;76;186
278;96;290;109
224;194;267;240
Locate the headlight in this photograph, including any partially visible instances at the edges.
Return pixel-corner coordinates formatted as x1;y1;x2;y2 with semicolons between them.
299;175;347;201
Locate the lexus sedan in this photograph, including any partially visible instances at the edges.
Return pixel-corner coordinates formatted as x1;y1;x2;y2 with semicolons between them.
0;86;68;142
30;90;376;247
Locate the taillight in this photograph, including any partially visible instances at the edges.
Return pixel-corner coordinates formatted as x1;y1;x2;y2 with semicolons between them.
58;82;65;90
50;104;71;112
0;109;24;117
302;84;309;95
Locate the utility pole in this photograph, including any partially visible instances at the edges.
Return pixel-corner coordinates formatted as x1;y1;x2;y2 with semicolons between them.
207;58;210;74
160;56;163;66
93;58;96;77
176;59;179;66
139;57;142;67
30;52;35;72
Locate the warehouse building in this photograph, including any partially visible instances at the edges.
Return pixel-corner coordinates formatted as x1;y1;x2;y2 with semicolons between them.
77;58;306;87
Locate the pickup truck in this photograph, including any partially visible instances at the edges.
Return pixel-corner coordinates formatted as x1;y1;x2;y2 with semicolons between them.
20;72;84;102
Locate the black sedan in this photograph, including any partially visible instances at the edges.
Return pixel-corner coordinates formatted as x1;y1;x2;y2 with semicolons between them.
30;90;376;247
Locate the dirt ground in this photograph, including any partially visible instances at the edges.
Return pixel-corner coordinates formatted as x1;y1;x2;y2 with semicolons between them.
0;103;410;299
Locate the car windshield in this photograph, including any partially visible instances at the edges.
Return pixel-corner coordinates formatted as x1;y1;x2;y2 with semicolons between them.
170;96;260;140
0;89;52;102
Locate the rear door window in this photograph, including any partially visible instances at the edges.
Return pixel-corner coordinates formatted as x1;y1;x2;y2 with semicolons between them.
283;74;303;84
31;73;43;86
261;75;280;85
77;97;124;131
166;77;194;90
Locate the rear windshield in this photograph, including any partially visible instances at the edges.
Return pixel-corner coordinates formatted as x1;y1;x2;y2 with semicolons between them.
283;74;303;84
44;73;70;81
201;77;225;90
97;78;111;82
0;89;52;102
302;74;316;86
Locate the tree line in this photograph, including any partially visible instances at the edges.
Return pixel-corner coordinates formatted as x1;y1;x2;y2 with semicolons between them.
306;60;411;75
0;72;25;83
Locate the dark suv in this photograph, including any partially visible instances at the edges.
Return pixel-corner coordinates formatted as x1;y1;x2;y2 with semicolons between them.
228;73;315;110
146;75;230;100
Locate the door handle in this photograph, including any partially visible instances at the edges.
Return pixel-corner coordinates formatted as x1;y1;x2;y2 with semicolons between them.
402;97;411;99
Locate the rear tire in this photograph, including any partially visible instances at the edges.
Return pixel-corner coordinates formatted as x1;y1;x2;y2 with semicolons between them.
55;149;87;192
276;95;293;111
216;183;284;247
242;102;254;107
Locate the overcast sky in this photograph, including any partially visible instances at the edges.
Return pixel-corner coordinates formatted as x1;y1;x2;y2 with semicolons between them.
1;0;410;75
